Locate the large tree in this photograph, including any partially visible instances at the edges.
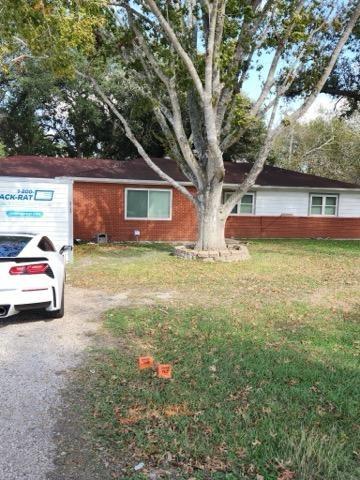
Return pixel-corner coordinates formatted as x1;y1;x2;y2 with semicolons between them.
1;1;359;251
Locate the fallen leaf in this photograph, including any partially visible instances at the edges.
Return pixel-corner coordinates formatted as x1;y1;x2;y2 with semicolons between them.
236;447;247;458
277;469;296;480
287;378;299;386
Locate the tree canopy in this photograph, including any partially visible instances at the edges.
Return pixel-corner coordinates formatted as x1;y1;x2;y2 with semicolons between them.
0;63;265;161
286;25;360;115
0;65;165;158
272;114;360;184
1;1;359;250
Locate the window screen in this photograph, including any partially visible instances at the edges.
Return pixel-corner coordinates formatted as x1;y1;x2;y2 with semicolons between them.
127;190;148;218
324;196;337;215
126;189;171;219
310;195;337;216
148;191;171;219
239;194;254;214
224;192;255;215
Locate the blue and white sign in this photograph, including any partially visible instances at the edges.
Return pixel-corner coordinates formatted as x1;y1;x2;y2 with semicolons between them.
6;211;44;218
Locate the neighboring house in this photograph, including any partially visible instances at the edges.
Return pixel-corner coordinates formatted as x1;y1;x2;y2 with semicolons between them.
0;155;359;241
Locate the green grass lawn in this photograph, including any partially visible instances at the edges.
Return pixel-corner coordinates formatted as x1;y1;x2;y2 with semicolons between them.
69;240;360;480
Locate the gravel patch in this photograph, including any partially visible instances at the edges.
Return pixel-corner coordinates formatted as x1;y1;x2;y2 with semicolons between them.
0;286;128;480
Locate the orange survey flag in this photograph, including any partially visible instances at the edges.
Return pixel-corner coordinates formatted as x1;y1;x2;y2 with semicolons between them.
138;356;154;370
157;364;172;379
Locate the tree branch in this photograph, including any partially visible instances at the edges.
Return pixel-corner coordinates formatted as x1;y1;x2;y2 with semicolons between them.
221;96;280;217
153;105;200;185
205;0;218;100
250;0;305;116
216;0;274;133
262;20;329;115
144;0;205;101
109;2;157;29
303;136;335;157
212;0;227;101
292;85;360;101
128;12;205;187
77;71;197;206
278;2;360;128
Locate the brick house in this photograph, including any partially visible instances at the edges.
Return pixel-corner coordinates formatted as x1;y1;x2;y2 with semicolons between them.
1;155;360;241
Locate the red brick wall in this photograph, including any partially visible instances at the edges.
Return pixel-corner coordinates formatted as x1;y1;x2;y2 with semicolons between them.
73;182;360;241
226;215;360;239
73;182;198;242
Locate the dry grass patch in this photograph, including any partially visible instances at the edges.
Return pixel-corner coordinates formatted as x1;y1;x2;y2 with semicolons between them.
69;240;359;310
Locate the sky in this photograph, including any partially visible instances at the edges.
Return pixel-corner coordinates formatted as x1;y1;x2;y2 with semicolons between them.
300;94;343;122
242;51;342;124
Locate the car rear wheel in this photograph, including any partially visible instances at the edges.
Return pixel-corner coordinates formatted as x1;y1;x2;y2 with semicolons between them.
47;283;64;319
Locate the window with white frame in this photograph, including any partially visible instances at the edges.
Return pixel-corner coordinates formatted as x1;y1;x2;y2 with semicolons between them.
224;191;255;215
125;189;172;220
310;194;338;216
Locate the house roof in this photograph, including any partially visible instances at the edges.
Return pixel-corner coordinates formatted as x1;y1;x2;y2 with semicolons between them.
0;155;359;189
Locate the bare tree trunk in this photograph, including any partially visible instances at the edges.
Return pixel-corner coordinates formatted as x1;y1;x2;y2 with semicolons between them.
196;182;226;251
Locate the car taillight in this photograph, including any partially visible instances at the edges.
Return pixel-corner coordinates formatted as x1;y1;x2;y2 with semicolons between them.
9;263;49;275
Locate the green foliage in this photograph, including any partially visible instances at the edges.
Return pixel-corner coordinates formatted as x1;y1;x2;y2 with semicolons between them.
231;94;257;128
0;141;6;156
0;65;165;158
271;115;360;184
0;0;105;76
286;19;359;114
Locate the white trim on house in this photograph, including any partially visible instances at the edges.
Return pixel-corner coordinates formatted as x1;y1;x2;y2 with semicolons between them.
1;176;74;185
251;185;360;192
124;187;173;221
60;176;183;186
56;176;360;192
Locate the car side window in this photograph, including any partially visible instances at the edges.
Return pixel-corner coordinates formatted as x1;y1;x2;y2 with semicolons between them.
38;237;56;252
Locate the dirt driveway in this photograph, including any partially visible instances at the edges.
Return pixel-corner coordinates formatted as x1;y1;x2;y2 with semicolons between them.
0;286;128;480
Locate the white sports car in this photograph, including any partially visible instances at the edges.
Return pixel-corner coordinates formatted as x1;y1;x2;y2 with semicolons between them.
0;233;71;319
